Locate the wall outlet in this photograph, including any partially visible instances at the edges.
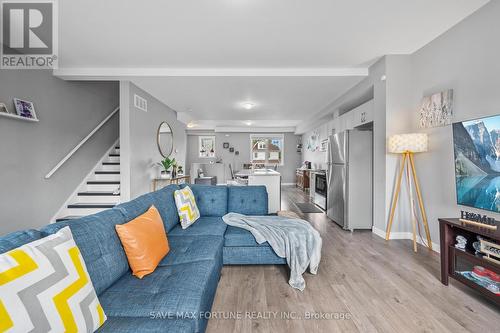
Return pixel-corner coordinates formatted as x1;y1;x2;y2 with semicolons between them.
134;94;148;112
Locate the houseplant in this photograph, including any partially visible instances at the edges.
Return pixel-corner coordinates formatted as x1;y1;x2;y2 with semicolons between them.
158;157;176;179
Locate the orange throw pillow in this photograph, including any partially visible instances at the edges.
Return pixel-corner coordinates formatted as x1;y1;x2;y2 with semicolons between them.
115;205;170;279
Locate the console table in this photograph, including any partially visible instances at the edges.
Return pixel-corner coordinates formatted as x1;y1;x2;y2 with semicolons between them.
439;218;499;305
152;175;190;191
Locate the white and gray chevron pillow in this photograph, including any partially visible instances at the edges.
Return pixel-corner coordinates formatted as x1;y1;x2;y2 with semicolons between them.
0;226;106;332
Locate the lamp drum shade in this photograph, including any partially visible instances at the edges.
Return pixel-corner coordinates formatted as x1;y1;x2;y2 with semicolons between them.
388;133;428;153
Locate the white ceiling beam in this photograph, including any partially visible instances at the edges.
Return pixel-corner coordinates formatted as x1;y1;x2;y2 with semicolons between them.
53;67;369;80
215;126;296;133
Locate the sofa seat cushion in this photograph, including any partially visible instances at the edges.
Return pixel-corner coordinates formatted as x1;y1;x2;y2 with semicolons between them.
99;261;220;333
187;185;228;217
168;216;227;237
224;226;268;247
223;246;286;265
40;209;129;295
97;317;194;333
0;229;43;254
227;186;268;215
159;236;223;268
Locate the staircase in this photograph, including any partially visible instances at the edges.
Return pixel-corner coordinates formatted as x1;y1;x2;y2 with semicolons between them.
54;143;121;222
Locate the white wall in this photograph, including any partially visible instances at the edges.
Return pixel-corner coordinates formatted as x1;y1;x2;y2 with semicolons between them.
406;0;500;246
120;81;187;200
186;132;301;184
301;121;332;170
383;55;416;235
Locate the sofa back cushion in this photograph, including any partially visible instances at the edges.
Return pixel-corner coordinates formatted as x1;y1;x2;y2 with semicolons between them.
114;192;154;221
115;185;181;232
228;186;268;215
149;184;181;231
0;229;43;254
40;209;129;295
187;185;228;217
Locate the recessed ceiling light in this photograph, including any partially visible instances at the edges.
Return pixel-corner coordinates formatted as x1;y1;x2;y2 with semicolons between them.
187;122;196;128
242;102;255;110
245;121;252;126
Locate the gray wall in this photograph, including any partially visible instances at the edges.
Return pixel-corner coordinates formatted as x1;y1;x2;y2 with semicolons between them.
120;81;187;200
405;0;500;246
186;132;301;184
301;122;330;170
0;70;119;235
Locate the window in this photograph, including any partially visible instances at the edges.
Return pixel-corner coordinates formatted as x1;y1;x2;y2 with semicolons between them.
250;134;284;166
199;136;215;158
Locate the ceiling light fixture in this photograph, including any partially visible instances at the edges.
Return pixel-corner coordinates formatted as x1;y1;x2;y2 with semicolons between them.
187;122;196;128
245;121;253;126
242;102;255;110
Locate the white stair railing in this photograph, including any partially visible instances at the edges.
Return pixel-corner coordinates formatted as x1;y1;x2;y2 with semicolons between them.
45;106;119;179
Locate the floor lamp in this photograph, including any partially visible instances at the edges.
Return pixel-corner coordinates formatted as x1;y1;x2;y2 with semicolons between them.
386;133;432;252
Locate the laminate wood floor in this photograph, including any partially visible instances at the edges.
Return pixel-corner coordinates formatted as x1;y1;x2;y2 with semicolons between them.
206;186;500;332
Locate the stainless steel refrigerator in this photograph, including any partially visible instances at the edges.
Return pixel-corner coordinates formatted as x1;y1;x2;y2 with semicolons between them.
326;130;373;230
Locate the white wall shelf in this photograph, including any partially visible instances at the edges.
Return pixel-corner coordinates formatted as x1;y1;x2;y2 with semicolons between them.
0;112;39;122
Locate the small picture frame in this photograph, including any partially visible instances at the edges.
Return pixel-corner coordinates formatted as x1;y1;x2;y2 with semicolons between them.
13;98;37;120
229;147;235;153
235;151;239;156
320;139;328;152
223;142;230;149
0;103;10;114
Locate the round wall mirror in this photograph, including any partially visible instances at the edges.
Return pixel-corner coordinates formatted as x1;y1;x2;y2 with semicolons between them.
157;122;174;157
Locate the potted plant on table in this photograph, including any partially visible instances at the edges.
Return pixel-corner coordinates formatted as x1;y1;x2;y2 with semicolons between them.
158;157;176;179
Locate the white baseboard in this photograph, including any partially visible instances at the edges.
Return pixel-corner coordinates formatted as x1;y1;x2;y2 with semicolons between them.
372;227;440;253
281;183;297;186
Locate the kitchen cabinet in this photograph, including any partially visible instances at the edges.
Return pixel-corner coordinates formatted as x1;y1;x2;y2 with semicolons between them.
352;99;374;128
332;99;374;132
296;169;310;191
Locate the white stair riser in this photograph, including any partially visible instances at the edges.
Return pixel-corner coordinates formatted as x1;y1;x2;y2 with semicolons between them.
76;195;120;204
54;140;121;223
100;164;120;171
86;184;120;192
93;173;120;181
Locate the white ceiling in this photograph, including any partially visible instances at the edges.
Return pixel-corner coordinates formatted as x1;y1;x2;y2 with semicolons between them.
131;76;364;129
59;0;488;69
57;0;489;130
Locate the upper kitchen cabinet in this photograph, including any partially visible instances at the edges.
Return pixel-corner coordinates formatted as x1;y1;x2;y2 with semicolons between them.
352;99;374;128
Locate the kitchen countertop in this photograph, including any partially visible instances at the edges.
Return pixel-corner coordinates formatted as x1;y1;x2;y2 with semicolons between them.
297;168;326;173
235;169;281;177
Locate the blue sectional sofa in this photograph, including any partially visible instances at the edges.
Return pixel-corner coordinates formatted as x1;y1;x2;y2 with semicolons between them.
0;185;286;333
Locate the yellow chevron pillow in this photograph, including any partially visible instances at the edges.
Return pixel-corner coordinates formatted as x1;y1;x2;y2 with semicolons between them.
0;227;106;332
174;186;200;229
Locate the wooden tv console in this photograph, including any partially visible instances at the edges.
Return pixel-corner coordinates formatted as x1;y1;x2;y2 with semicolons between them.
439;218;500;305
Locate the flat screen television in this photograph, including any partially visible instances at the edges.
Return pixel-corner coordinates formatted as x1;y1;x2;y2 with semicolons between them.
453;114;500;213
